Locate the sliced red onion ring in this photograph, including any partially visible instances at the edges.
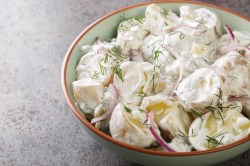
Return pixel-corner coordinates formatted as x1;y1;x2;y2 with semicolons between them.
164;44;180;59
147;111;175;152
221;45;250;58
163;24;202;35
91;84;118;124
228;97;250;104
224;24;235;43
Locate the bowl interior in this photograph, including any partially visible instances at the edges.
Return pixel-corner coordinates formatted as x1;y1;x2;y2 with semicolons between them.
63;1;250;155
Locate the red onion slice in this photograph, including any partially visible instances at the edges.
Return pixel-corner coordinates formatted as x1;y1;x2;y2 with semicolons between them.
147;111;175;152
163;24;202;36
91;84;118;124
224;24;235;43
221;45;250;58
228;97;250;104
164;44;180;59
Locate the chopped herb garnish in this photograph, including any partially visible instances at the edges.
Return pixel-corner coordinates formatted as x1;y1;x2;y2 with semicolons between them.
150;66;160;93
193;15;209;29
112;65;123;82
177;127;190;144
138;90;147;99
106;45;127;63
91;71;99;80
123;104;132;114
206;132;226;148
177;127;186;138
99;60;108;75
152;47;163;61
161;9;169;17
83;104;94;113
118;16;145;32
205;88;240;124
170;31;185;39
190;109;203;122
138;108;145;113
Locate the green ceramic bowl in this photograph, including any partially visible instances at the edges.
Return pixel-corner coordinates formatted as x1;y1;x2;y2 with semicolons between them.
61;1;250;165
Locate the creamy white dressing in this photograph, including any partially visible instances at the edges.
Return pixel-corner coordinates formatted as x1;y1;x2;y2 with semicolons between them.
109;103;158;147
140;94;193;138
72;4;250;151
176;68;224;114
189;107;250;150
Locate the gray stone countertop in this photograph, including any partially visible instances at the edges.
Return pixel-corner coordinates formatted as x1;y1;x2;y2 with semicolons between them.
0;0;249;165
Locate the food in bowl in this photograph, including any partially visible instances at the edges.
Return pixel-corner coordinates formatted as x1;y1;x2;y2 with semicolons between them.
72;4;250;152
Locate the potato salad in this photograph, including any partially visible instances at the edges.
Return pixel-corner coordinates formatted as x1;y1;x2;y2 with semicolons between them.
72;4;250;152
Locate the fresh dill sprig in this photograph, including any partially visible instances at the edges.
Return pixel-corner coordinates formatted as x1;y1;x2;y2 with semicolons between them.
205;88;240;124
170;31;185;39
122;103;132;114
177;127;186;138
118;16;145;32
152;47;163;61
190;109;203;122
91;71;100;80
193;15;209;29
161;9;169;18
138;108;145;113
206;132;226;148
99;60;108;75
150;66;160;93
106;45;127;63
205;88;224;123
177;127;190;144
83;104;94;113
120;15;145;23
138;90;147;99
112;65;123;82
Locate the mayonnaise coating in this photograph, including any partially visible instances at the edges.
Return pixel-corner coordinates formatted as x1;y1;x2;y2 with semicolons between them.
169;137;192;152
189;107;250;150
140;94;193;138
113;61;165;105
176;68;224;114
109;103;158;147
73;4;250;151
212;51;250;97
117;18;149;55
72;78;103;114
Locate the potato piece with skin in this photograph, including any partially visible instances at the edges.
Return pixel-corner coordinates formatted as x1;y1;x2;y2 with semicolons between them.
169;137;192;152
145;4;179;35
113;61;165;105
140;94;193;139
117;18;149;55
176;68;225;115
72;78;103;114
76;52;113;86
212;51;250;97
189;106;250;151
77;43;129;87
109;103;159;148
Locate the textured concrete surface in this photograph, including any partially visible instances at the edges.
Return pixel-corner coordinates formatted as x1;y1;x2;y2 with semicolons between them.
0;0;249;165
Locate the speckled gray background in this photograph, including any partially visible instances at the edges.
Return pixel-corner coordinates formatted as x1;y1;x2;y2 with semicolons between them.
0;0;249;165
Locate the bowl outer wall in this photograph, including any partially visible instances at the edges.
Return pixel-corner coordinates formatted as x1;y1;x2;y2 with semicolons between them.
75;116;250;166
62;1;250;165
